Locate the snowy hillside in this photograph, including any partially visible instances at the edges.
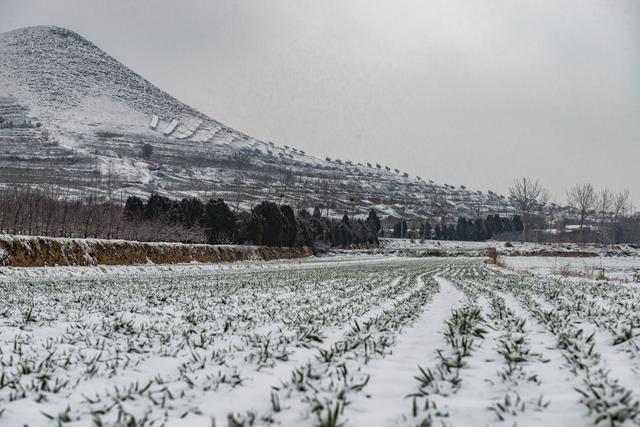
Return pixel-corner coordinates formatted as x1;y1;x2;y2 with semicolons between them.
0;26;519;220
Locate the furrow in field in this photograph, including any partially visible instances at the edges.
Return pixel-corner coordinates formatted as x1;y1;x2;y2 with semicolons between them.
262;267;440;426
484;272;640;426
344;275;466;426
406;270;589;427
495;291;591;426
195;274;422;423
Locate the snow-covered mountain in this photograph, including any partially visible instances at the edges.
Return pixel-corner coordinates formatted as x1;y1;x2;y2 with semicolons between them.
0;26;517;220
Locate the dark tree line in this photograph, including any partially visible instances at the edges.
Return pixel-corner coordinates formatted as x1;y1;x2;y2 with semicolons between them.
0;186;136;240
0;186;381;249
123;194;380;250
451;214;522;241
393;214;524;241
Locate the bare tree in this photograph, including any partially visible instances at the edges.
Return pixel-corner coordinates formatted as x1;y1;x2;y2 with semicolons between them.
509;178;545;241
431;195;452;227
58;188;72;237
320;179;334;217
567;183;597;242
596;188;612;243
544;201;560;238
612;190;631;243
42;188;59;236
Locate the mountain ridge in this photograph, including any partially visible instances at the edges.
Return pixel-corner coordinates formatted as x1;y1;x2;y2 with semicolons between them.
0;25;519;221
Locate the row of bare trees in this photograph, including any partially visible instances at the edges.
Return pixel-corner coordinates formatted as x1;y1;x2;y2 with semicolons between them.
509;178;635;243
0;186;205;242
565;184;630;243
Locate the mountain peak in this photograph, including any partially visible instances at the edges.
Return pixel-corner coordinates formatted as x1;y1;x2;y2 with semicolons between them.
2;25;94;46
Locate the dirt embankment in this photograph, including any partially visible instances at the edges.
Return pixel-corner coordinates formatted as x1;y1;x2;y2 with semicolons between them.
0;235;312;267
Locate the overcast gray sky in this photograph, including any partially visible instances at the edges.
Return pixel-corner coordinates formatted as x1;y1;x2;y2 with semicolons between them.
2;0;639;203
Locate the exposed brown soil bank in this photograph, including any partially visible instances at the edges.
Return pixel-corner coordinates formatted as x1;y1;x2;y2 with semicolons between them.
0;235;312;267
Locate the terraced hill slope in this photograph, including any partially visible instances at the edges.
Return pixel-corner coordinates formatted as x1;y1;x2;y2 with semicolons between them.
0;26;518;220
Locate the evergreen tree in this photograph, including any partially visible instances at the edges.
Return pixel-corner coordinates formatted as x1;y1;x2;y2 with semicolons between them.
485;215;496;237
448;224;456;240
512;215;524;233
202;198;237;244
471;219;483;240
334;217;353;247
392;220;408;238
124;196;144;222
440;224;448;240
424;221;432;239
295;209;315;248
178;197;204;228
455;217;468;240
235;211;251;243
253;201;283;246
280;205;297;247
144;194;172;221
365;209;381;236
237;211;265;245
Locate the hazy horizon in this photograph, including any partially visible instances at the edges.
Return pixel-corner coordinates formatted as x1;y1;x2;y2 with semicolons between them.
2;0;639;205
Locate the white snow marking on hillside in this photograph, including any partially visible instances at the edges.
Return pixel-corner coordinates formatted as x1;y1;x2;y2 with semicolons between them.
163;118;179;135
150;114;158;129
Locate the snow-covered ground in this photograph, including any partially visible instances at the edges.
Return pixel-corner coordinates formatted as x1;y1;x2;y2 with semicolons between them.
1;255;639;426
503;256;640;282
379;238;640;257
379;238;495;254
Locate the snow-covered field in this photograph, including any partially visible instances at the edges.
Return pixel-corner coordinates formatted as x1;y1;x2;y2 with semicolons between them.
1;256;639;426
379;238;640;257
504;256;640;282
